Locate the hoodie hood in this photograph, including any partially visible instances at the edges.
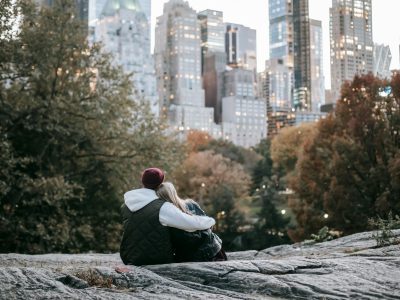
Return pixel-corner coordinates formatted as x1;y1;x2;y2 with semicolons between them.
124;188;159;212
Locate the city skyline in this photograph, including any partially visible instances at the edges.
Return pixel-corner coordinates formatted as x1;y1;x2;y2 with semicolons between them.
151;0;400;89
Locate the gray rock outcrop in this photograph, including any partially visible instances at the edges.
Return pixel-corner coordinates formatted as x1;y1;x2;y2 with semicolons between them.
1;230;400;299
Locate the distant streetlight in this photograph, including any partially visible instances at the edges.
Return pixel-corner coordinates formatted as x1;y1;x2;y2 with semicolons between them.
199;183;206;206
324;213;329;219
216;211;226;231
281;209;286;215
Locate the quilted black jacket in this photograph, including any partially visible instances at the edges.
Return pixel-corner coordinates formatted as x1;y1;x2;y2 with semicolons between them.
119;199;174;265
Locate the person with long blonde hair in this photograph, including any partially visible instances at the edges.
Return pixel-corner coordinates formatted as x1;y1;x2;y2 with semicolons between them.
156;182;227;262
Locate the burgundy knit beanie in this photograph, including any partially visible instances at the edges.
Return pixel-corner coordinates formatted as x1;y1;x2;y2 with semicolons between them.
141;168;165;190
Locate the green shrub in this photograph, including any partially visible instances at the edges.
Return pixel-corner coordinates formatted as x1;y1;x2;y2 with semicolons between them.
368;212;400;247
310;226;340;243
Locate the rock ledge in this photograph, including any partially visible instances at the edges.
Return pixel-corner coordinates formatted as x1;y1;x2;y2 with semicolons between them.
1;230;400;299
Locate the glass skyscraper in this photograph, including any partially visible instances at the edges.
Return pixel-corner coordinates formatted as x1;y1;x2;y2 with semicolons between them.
269;0;293;67
293;0;311;111
330;0;373;102
95;0;158;115
268;0;294;114
198;10;225;74
310;19;325;112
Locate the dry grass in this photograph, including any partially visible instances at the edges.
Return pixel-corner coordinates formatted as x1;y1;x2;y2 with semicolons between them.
75;269;113;288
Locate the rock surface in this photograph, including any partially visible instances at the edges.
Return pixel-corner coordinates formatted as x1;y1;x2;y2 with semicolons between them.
1;230;400;299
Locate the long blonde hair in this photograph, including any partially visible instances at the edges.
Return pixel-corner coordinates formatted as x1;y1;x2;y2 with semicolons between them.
156;182;193;214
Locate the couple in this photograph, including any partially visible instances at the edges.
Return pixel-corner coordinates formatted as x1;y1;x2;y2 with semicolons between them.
120;167;226;266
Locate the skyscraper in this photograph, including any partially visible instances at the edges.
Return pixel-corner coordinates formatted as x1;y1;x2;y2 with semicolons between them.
330;0;373;102
154;0;219;136
310;19;325;112
293;0;311;111
198;9;226;123
269;0;293;68
267;0;295;136
373;44;392;79
95;0;158;114
198;10;225;74
221;69;266;147
225;23;257;72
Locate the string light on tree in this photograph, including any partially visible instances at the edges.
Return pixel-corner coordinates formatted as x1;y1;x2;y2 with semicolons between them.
324;213;329;219
281;209;286;215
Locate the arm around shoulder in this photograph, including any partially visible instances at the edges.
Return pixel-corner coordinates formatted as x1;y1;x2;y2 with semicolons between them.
159;202;215;232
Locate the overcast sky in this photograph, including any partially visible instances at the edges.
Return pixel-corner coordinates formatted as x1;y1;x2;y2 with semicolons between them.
151;0;400;89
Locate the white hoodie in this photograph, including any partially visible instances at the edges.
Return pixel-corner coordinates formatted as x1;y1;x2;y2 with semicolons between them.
124;188;215;232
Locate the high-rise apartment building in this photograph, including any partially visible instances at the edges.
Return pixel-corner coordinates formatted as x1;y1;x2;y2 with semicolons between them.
256;70;270;101
310;19;325;112
198;10;225;74
268;0;314;113
373;43;392;79
154;0;219;136
293;0;311;111
224;68;255;98
198;9;226;123
225;23;257;72
330;0;373;102
267;0;294;137
95;0;158;114
269;0;293;67
221;69;266;147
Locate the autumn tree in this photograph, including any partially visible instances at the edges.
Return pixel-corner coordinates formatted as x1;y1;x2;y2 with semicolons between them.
291;74;400;239
186;130;211;153
0;0;182;253
271;123;317;176
200;139;261;173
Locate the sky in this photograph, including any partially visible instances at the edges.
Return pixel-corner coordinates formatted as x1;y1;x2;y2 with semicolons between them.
151;0;400;89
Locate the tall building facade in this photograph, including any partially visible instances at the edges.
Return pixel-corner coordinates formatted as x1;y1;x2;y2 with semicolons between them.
268;0;315;114
269;0;293;68
330;0;373;102
256;70;270;101
225;23;257;72
155;0;219;136
373;43;392;79
198;10;225;74
310;19;325;112
198;9;226;123
202;52;227;123
222;69;266;147
293;0;311;111
268;0;294;132
95;0;158;114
